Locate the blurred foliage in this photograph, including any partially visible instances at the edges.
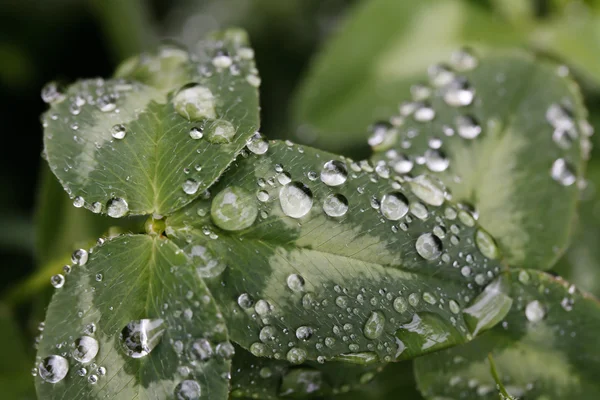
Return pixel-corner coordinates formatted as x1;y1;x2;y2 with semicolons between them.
1;0;600;399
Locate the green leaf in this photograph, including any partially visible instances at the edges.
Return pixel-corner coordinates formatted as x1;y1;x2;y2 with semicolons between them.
0;304;36;399
166;140;506;364
230;345;385;399
414;270;600;399
35;235;232;399
292;0;523;155
369;52;589;269
554;159;600;297
42;29;260;217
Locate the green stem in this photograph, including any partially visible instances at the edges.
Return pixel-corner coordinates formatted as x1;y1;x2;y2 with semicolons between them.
488;353;514;399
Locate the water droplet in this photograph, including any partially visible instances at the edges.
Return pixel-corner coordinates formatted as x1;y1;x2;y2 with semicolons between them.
518;270;530;284
216;342;235;359
97;94;117;112
72;336;99;363
449;300;460;314
51;274;65;288
175;380;202;400
455;115;481;139
237;293;254;309
321;160;348;186
257;190;269;202
255;299;272;316
189;127;203;140
450;48;478;71
211;186;258;231
38;355;69;383
475;229;499;259
190;338;213;361
286;348;307;364
111;124;126;139
408;293;420;307
551;158;576;186
296;326;313;340
443;77;475;107
246;132;269;154
106;197;129;218
323;194;349;217
363;311;386;339
392;154;414;174
525;300;545;322
410;175;445;206
191;245;227;278
393;297;408;313
41;82;65;104
206;119;236;143
183;179;200;195
250;342;268;356
380;192;409;221
423;292;437;305
287;274;305;292
428;64;455;86
212;50;232;68
119;319;165;358
279;182;313;218
173;84;216;120
259;325;276;342
425;149;449;172
416;233;443;260
71;249;89;266
73;196;84;208
463;276;513;335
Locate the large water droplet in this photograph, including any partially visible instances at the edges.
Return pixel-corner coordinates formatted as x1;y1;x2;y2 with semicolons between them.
443;77;475;107
237;293;254;309
463;276;513;335
206;119;236;144
71;249;89;266
380;192;409;221
106;197;129;218
428;64;455;87
287;274;305;292
246;132;269;154
392;154;414;174
415;233;442;260
455;115;481;139
72;336;99;363
182;179;200;195
111;124;126;139
191;245;227;278
323;193;349;217
525;300;545;322
172;84;216;121
211;186;258;231
551;158;576;186
410;175;445;206
321;160;348;186
363;311;386;339
424;149;449;172
175;380;201;400
189;338;213;361
475;229;499;259
119;319;165;358
51;274;65;288
286;347;307;364
38;355;69;383
450;48;478;71
279;182;313;218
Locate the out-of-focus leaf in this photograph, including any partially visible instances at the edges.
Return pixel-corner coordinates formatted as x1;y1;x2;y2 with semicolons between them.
414;270;600;399
0;304;36;399
292;0;523;155
369;52;588;270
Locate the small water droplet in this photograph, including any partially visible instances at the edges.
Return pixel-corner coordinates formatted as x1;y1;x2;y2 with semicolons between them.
321;160;348;186
475;229;499;259
416;233;443;260
287;274;305;292
183;179;200;195
443;77;475;107
175;380;202;400
189;127;204;140
206;119;236;144
72;336;99;363
286;347;307;364
363;311;386;339
551;158;576;186
455;115;481;139
73;196;85;208
323;193;349;217
211;186;258;231
119;319;165;358
410;175;445;206
172;84;216;121
111;124;126;139
246;132;269;154
237;293;254;309
380;192;409;221
525;300;545;322
51;274;65;288
106;198;129;218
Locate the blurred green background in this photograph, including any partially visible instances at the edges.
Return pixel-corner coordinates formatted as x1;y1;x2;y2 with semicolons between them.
1;0;599;398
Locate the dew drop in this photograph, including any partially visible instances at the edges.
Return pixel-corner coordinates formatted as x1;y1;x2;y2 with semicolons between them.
71;249;89;266
73;196;84;208
321;160;348;186
363;311;386;339
172;84;216;121
183;179;200;195
295;326;313;340
410;175;445;206
475;229;499;259
287;274;305;292
525;300;545;322
286;348;307;364
279;182;313;218
393;297;408;313
450;48;478;71
51;274;65;289
175;380;202;400
323;194;349;217
428;64;455;87
380;192;409;221
111;124;126;139
206;119;236;144
106;197;129;218
38;355;69;383
216;342;235;359
416;233;443;260
443;77;475;107
551;158;576;186
246;132;269;154
189;127;203;140
455;115;481;139
211;186;258;231
237;293;254;309
72;336;99;363
119;319;165;358
425;149;449;172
